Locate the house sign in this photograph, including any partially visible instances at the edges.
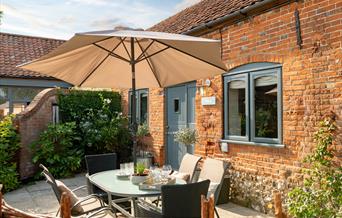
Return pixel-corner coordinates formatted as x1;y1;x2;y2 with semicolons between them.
201;96;216;105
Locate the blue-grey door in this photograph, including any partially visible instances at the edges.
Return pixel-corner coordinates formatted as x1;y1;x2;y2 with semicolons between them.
166;82;196;169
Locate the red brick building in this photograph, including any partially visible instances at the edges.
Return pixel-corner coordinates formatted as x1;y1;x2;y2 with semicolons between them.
124;0;342;213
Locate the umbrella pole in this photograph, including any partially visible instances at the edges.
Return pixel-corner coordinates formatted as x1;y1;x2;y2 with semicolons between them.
130;37;137;168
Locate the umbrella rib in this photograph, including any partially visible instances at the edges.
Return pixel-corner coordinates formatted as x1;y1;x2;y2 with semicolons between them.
136;46;169;63
93;43;130;63
136;40;162;87
136;40;154;62
154;39;227;71
79;41;122;86
120;37;131;60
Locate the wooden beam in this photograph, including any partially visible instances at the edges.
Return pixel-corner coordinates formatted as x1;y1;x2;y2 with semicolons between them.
60;192;71;218
0;184;3;218
201;194;215;218
273;190;283;218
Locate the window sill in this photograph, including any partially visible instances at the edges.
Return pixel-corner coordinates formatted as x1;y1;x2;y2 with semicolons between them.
220;139;285;148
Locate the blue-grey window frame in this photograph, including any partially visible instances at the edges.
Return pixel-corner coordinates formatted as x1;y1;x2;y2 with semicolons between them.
128;89;149;125
223;74;249;141
223;63;282;145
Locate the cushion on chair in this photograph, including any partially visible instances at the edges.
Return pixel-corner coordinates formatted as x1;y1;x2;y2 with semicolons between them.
198;178;220;199
56;180;84;214
171;171;190;183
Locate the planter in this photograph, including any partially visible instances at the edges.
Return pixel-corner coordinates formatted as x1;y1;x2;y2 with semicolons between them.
131;174;149;185
186;145;194;154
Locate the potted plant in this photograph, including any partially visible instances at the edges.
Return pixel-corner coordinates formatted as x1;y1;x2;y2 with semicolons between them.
174;128;198;153
131;163;149;185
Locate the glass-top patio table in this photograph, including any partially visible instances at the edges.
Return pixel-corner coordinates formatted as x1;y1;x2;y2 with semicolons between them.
88;169;186;217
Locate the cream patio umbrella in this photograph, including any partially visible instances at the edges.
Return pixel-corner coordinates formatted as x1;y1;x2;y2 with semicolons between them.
19;29;226;165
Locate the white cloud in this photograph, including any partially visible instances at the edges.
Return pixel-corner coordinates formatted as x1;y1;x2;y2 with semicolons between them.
66;0;111;5
174;0;201;12
1;3;53;28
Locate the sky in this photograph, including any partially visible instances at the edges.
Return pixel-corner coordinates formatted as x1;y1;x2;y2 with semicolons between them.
0;0;200;40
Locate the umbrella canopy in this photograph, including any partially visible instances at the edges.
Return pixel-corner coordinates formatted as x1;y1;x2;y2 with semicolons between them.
19;29;226;166
20;29;226;89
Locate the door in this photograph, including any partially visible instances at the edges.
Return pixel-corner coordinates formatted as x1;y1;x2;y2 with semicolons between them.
166;82;196;169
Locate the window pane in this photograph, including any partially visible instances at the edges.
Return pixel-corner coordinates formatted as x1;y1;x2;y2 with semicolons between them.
140;93;148;124
174;99;179;113
254;75;278;138
0;87;9;105
228;80;246;136
11;87;43;101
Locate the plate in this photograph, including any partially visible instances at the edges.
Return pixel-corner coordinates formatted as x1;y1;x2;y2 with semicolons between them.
116;173;130;179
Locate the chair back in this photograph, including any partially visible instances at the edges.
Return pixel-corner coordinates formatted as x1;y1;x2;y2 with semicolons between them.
198;158;229;204
85;153;117;175
39;164;62;202
85;153;117;195
161;179;210;218
178;153;201;183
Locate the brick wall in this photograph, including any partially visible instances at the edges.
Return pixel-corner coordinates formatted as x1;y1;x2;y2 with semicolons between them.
194;0;342;213
121;0;342;214
15;88;57;179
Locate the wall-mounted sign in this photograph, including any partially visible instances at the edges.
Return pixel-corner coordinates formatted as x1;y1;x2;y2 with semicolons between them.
201;96;216;106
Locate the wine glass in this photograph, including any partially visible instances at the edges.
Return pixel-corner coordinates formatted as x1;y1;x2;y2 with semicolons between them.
162;165;172;179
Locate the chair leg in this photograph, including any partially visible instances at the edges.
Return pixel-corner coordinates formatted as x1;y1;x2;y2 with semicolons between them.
214;207;220;218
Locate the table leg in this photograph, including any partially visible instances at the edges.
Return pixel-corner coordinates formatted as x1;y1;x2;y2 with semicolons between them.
107;192;112;209
132;197;138;217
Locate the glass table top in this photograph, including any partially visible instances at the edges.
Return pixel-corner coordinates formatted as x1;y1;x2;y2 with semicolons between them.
89;169;186;197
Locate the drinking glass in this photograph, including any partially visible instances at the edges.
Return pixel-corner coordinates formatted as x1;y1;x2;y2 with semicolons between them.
162;165;171;178
128;162;134;174
124;163;130;175
120;163;125;175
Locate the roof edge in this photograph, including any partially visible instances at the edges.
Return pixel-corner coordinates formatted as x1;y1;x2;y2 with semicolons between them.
182;0;295;36
0;32;66;42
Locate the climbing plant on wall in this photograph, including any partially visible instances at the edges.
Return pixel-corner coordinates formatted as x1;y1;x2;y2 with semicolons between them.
287;116;342;218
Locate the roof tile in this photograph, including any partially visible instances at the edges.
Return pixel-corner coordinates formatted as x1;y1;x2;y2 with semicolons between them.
149;0;262;33
0;33;65;79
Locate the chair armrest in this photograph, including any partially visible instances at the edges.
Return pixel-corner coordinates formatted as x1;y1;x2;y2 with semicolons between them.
136;200;162;218
72;185;87;193
86;208;115;218
72;194;106;212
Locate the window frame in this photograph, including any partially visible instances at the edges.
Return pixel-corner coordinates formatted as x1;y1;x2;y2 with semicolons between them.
223;74;249;141
223;64;282;145
128;89;149;125
250;68;282;144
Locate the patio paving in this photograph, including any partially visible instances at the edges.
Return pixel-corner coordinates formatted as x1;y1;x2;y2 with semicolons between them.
4;173;272;218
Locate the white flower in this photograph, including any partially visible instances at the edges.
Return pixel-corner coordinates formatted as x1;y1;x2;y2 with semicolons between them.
104;99;111;104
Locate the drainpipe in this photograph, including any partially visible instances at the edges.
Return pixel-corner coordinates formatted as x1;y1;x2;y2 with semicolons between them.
183;0;294;36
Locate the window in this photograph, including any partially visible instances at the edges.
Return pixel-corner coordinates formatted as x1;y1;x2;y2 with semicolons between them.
223;63;282;144
0;86;44;115
129;89;148;125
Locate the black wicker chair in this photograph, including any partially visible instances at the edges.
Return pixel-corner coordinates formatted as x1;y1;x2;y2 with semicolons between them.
85;153;117;198
85;153;131;211
136;179;210;218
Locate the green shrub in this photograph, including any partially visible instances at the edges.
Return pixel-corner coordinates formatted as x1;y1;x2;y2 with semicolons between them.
58;90;132;161
0;115;20;192
287;117;342;217
31;122;82;178
58;89;121;124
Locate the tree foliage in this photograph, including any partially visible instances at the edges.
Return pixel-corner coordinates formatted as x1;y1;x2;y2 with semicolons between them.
0;115;20;192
